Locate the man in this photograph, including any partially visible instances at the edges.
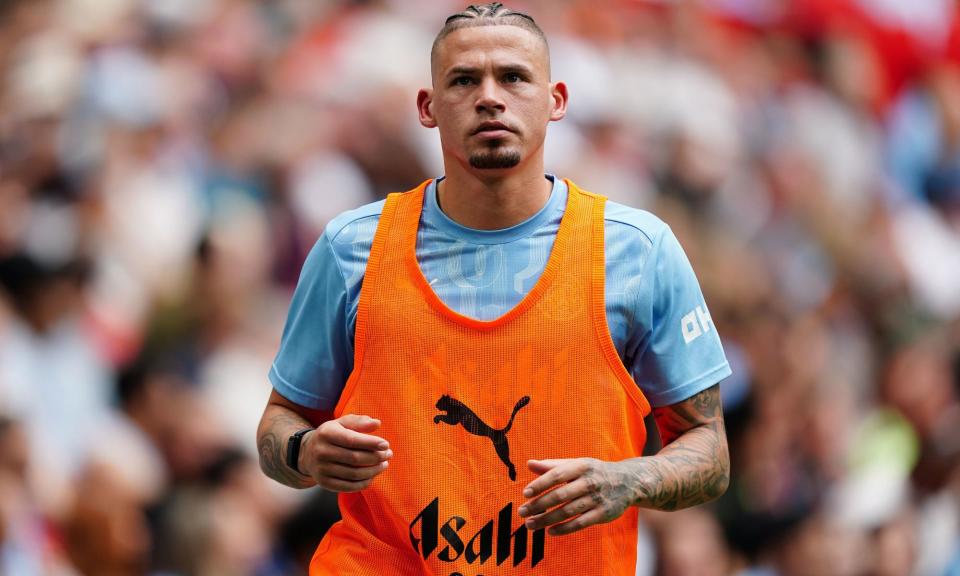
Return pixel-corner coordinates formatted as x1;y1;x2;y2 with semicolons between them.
257;3;731;574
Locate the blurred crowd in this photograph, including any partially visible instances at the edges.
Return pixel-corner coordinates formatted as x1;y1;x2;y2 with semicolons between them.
0;0;958;574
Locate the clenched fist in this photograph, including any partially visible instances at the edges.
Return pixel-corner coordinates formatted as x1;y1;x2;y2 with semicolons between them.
298;414;393;492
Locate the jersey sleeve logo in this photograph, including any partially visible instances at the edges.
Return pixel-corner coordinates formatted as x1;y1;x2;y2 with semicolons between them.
681;305;713;344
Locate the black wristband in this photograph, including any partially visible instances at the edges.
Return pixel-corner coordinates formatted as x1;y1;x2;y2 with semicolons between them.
286;428;313;475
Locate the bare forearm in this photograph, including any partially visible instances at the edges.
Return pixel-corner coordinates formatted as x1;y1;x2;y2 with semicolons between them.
628;384;729;511
257;404;316;489
622;424;729;511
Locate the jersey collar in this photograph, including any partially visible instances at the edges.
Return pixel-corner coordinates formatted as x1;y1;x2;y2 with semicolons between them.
423;175;567;245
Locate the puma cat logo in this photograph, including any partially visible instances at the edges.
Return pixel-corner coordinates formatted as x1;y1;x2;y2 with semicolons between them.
434;395;531;481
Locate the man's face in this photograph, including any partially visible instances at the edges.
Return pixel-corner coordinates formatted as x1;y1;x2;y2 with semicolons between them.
419;25;566;172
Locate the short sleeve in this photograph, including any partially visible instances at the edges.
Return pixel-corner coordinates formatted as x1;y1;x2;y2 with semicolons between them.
269;233;352;410
632;227;731;407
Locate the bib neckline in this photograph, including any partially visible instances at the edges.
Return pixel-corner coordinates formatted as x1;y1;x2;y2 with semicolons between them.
403;178;577;330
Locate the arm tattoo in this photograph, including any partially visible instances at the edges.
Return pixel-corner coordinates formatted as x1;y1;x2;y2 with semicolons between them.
257;407;316;489
626;384;730;511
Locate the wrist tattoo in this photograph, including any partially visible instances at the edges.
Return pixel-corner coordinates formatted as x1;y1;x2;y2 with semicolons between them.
257;411;316;489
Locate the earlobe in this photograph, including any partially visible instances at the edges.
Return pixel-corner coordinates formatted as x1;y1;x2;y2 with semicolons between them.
549;81;568;122
417;89;437;128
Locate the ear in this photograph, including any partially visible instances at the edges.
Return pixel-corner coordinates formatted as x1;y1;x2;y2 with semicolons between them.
548;81;568;122
417;88;437;128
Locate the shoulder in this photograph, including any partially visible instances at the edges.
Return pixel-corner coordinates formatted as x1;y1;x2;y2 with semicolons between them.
602;199;672;266
324;180;429;244
306;199;386;287
567;180;669;248
323;199;387;246
603;199;669;246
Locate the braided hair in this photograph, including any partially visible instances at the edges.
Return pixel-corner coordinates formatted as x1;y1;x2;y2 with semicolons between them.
444;3;536;26
431;3;548;72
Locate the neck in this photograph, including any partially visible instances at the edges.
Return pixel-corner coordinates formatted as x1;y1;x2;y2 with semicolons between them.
436;157;553;230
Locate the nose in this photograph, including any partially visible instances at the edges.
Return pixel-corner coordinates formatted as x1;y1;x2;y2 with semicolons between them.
475;77;506;114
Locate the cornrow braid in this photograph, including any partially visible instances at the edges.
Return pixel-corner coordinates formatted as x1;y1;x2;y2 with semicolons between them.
444;3;535;25
431;3;549;76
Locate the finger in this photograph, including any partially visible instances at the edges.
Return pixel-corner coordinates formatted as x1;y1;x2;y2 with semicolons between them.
338;414;382;434
527;459;563;475
318;444;392;467
320;461;389;482
524;494;598;531
323;422;389;451
523;460;586;498
547;506;607;536
519;478;590;517
319;476;375;493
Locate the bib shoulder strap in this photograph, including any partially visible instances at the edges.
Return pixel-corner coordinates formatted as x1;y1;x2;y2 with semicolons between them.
565;178;652;416
351;181;430;374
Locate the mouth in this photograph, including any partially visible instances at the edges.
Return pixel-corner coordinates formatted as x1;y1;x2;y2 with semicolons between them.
472;121;513;137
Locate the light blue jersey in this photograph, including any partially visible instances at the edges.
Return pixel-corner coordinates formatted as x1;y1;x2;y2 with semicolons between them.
270;176;731;411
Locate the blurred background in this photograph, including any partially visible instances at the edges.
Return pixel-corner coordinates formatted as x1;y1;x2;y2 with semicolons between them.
0;0;958;574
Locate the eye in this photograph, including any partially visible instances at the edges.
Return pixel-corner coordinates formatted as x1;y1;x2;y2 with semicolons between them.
452;76;474;87
504;72;523;83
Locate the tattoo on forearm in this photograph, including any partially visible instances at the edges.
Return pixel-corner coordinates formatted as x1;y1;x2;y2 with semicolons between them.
257;409;316;489
629;384;729;511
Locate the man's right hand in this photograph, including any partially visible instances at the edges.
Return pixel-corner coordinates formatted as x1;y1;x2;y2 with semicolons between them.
298;414;392;492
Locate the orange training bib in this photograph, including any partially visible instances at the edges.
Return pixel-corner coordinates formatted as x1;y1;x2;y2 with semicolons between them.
310;180;651;575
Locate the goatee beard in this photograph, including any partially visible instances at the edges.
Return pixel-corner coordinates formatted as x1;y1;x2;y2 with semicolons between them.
469;148;521;170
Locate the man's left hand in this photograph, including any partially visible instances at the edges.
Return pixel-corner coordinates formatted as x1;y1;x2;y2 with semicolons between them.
518;458;637;536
